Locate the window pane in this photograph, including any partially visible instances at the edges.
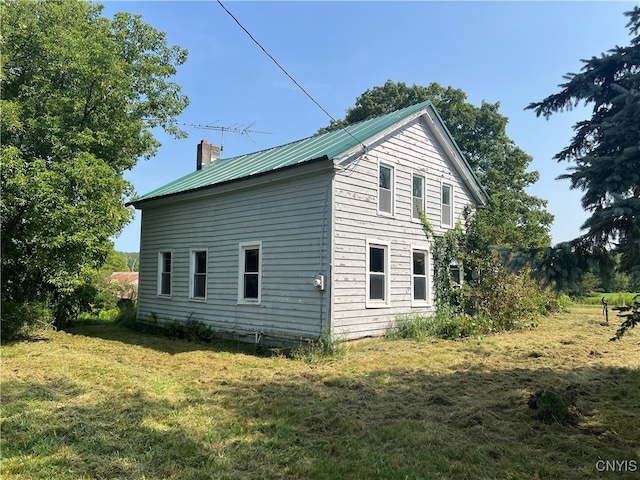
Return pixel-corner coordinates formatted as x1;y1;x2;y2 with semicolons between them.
370;247;385;273
413;251;426;275
442;204;452;226
244;273;259;299
379;165;391;189
442;185;451;205
245;248;259;273
195;251;207;274
194;274;206;298
370;273;385;300
413;176;423;198
413;277;426;301
161;273;171;295
163;253;171;273
379;188;392;213
450;265;461;285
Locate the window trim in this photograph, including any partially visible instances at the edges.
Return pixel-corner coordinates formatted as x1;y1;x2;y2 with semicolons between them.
238;241;262;305
412;173;426;221
411;246;431;307
378;161;395;216
157;250;172;297
441;182;454;228
189;248;208;301
366;239;391;308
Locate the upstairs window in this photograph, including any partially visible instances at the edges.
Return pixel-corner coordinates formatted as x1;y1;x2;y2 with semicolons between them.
158;251;172;296
190;249;207;300
379;164;394;215
441;183;453;227
412;174;425;220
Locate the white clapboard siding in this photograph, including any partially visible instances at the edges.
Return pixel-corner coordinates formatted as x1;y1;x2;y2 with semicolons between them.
137;163;333;345
330;116;477;340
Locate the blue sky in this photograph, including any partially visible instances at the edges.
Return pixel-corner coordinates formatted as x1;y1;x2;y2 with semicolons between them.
102;1;637;252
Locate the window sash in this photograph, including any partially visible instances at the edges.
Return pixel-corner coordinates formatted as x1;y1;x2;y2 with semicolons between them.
368;244;388;303
159;251;171;295
412;250;428;302
239;243;261;303
379;165;393;214
412;175;425;219
442;184;452;226
191;250;207;299
243;248;260;299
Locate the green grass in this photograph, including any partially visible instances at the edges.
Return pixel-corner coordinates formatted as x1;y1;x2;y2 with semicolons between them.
581;292;639;306
2;304;639;479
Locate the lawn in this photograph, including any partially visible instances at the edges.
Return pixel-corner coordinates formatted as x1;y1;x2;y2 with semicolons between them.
1;304;639;479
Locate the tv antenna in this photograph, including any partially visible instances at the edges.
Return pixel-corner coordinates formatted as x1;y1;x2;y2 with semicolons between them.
178;122;271;158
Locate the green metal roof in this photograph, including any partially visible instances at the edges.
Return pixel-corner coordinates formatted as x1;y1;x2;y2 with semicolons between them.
130;100;486;205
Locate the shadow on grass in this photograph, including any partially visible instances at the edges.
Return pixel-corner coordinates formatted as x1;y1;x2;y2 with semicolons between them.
64;318;268;357
2;361;639;479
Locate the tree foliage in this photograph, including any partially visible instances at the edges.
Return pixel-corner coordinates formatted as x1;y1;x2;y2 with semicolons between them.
1;0;188;328
526;7;640;282
321;80;553;249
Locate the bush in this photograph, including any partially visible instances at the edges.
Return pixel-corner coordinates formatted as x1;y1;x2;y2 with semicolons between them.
386;311;433;341
529;390;572;424
1;300;56;342
291;329;345;361
462;264;552;331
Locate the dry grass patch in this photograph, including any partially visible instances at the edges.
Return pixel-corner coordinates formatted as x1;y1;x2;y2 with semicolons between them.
1;305;639;479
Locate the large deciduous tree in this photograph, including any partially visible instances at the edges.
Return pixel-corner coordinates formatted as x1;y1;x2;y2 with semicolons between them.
321;80;554;249
526;7;640;281
1;0;189;325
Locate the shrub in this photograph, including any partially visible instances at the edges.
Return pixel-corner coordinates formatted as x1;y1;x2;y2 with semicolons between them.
529;390;572;424
462;263;552;331
1;300;56;342
291;329;345;361
386;311;433;341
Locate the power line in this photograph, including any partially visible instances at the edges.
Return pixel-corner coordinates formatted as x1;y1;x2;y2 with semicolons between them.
216;0;367;152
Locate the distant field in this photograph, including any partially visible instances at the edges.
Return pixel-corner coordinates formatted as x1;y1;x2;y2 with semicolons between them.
581;292;639;306
1;304;639;479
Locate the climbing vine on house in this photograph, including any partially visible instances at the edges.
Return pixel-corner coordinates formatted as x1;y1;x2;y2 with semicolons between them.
419;207;556;336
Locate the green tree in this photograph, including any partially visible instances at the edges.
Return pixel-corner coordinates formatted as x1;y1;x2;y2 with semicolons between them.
1;0;188;328
526;7;640;281
322;80;553;249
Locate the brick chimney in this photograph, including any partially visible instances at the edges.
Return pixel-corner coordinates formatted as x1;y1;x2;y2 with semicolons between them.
196;140;221;170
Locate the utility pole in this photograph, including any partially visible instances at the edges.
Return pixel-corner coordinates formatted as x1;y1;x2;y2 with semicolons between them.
179;122;271;158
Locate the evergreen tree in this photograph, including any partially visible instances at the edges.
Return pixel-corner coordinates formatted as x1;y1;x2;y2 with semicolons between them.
526;7;640;282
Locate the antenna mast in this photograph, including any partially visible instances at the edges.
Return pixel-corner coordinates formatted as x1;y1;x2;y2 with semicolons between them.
179;123;271;158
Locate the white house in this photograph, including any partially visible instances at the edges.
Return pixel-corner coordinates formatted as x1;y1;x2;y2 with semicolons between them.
129;100;489;345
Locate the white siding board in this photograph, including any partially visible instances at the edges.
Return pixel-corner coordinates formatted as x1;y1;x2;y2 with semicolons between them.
331;117;476;340
137;164;333;345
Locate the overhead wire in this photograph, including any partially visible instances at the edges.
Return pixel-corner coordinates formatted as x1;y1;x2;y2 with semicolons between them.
216;0;367;152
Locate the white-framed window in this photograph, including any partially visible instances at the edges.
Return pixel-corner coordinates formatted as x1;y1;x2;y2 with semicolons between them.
157;250;172;296
411;247;430;306
441;182;453;227
238;241;262;304
412;174;425;220
190;249;207;300
378;163;395;215
366;240;390;307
